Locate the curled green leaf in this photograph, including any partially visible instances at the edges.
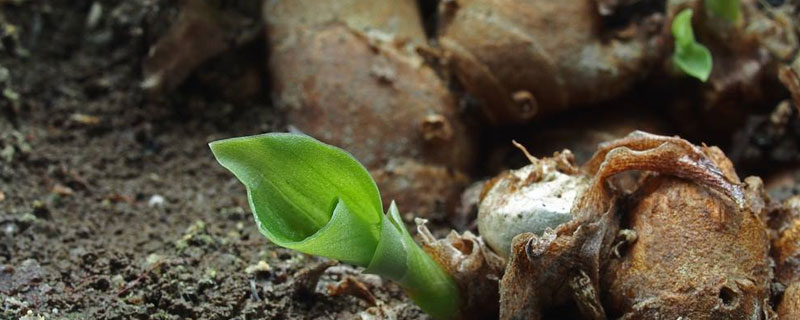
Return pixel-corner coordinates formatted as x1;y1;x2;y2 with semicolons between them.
209;133;460;319
672;9;713;82
209;133;382;265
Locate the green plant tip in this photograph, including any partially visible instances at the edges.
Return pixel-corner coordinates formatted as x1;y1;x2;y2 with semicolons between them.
209;133;461;319
672;9;713;82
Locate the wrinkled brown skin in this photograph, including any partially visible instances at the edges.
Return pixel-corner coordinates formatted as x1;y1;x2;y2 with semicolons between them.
264;0;477;217
771;196;800;316
598;140;773;319
773;200;800;286
417;221;506;320
499;131;773;319
778;282;800;319
604;175;773;319
500;210;619;320
437;0;664;124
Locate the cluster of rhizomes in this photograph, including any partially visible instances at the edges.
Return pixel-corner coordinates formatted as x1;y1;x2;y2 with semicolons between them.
146;0;800;219
429;130;800;319
261;1;800;318
145;1;800;317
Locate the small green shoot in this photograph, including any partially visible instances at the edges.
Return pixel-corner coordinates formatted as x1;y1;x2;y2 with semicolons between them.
705;0;740;23
209;133;460;319
672;9;713;82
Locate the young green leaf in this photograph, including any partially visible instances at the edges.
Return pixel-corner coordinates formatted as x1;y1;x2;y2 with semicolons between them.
210;133;460;319
705;0;740;23
209;133;382;265
672;9;713;82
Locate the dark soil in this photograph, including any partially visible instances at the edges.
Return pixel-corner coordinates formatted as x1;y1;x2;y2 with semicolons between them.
0;1;425;319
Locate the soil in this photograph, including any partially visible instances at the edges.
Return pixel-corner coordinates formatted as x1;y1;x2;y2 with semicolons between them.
0;1;425;319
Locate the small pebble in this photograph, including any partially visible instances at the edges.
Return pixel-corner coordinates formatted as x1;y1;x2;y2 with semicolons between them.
145;253;163;269
52;184;74;196
245;260;271;275
148;195;165;207
70;113;100;126
3;223;18;236
86;2;103;29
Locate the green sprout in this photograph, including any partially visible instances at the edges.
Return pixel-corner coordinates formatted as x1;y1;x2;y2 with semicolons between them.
209;133;460;319
705;0;740;23
672;9;713;82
